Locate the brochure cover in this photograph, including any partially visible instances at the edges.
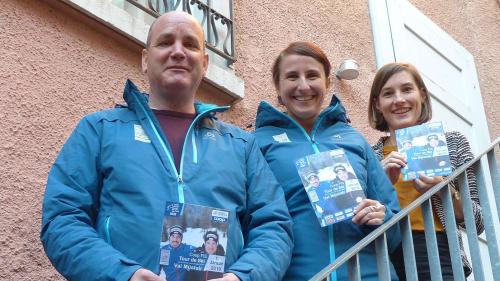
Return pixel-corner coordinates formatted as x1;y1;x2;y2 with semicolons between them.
296;149;366;227
395;121;452;181
159;202;229;281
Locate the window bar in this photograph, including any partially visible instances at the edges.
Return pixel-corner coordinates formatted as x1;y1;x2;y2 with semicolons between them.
457;172;485;281
209;12;219;47
375;232;391;280
222;17;233;63
486;148;500;221
348;253;361;281
440;182;466;280
421;198;443;281
205;0;213;46
174;0;182;10
148;0;160;13
400;215;418;281
474;159;500;277
229;0;235;65
126;0;160;17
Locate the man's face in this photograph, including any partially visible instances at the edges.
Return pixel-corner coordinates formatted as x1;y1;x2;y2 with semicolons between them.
204;239;218;255
429;137;439;147
336;170;348;181
142;12;208;100
403;141;412;150
169;233;182;248
309;176;320;187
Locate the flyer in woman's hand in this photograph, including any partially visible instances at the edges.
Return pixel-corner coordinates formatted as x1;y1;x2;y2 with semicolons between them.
395;121;452;181
295;149;365;227
159;202;229;281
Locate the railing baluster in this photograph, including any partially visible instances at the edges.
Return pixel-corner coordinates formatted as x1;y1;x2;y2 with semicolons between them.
348;254;361;281
486;148;500;221
375;233;391;280
474;158;500;277
401;215;418;281
457;172;485;280
421;199;443;281
441;181;466;280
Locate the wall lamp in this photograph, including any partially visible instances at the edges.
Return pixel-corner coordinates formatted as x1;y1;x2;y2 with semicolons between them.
335;59;359;80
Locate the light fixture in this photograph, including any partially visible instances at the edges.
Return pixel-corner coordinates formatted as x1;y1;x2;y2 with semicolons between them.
335;59;359;80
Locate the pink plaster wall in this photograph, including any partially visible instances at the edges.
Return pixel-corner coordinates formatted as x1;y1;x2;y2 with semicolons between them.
0;0;148;279
229;0;380;142
0;0;498;280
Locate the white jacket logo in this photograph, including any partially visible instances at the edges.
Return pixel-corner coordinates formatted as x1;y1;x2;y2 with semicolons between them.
203;132;216;141
134;124;151;143
272;132;291;143
331;134;342;141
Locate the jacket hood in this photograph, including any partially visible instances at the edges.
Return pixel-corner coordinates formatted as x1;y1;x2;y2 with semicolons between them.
122;79;228;116
255;95;349;130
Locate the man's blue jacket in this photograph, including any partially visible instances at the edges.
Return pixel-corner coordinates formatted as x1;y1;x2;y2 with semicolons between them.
41;80;293;281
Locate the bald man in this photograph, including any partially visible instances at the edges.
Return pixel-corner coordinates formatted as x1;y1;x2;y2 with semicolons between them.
41;11;293;281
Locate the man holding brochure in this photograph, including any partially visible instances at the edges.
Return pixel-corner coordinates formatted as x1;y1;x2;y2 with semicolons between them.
41;11;292;281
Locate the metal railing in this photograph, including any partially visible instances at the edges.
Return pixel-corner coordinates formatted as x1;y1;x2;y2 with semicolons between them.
310;137;500;281
125;0;235;65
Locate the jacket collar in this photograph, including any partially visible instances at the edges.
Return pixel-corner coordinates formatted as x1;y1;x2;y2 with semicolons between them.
122;79;229;120
255;95;349;130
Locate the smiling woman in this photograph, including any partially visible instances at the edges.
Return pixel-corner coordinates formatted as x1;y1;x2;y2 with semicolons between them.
369;62;484;281
252;41;401;281
270;42;331;133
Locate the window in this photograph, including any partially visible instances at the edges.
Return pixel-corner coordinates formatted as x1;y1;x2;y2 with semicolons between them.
122;0;235;67
62;0;244;100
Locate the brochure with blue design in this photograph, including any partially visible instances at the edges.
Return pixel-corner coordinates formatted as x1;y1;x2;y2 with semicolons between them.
296;149;365;227
395;121;452;181
159;202;229;281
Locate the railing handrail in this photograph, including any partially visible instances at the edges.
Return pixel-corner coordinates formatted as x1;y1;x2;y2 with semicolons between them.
310;136;500;280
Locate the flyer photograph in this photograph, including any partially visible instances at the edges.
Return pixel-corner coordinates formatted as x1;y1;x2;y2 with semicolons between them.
159;202;229;281
395;121;452;181
295;149;365;227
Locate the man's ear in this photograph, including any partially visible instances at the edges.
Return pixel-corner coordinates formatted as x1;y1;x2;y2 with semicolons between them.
141;48;148;74
202;53;209;75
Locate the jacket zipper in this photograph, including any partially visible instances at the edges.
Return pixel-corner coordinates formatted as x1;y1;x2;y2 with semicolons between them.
133;93;228;203
105;216;112;245
266;104;337;281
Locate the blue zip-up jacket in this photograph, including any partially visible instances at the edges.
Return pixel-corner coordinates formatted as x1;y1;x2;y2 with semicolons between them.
253;99;400;281
41;80;293;281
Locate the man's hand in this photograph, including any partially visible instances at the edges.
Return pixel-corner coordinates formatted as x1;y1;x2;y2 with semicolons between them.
130;269;163;281
381;151;406;184
208;272;241;281
352;199;386;225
